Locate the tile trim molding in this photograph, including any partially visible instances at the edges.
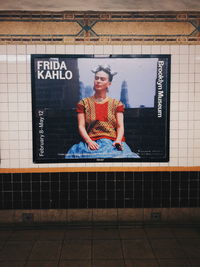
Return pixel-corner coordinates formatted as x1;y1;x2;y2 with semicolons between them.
0;167;200;173
0;11;200;44
1;208;200;224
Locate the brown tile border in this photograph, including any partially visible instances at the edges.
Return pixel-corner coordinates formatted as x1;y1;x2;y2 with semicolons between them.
0;166;200;173
0;11;200;45
1;208;200;224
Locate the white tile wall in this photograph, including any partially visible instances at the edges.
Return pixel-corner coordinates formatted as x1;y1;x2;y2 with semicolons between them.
0;44;200;168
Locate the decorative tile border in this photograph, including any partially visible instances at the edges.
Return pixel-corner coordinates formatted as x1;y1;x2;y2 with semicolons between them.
0;11;199;44
1;167;200;173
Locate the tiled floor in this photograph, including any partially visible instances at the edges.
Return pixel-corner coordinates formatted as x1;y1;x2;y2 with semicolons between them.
0;225;200;266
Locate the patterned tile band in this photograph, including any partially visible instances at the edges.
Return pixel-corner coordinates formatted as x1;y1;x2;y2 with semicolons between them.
0;11;199;44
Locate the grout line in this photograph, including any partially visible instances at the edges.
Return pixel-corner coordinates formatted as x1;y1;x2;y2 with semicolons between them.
174;232;194;266
91;227;93;267
22;237;37;267
143;227;161;267
118;227;127;267
56;228;66;267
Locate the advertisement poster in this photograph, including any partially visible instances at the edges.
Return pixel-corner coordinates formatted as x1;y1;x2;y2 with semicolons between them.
31;54;170;163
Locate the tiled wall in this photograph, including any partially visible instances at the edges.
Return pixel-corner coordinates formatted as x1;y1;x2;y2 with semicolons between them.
0;171;199;210
0;11;200;221
0;44;200;169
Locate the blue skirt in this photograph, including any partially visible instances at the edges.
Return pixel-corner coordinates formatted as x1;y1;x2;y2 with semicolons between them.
65;138;139;159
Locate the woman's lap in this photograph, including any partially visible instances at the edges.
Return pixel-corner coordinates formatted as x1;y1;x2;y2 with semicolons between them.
65;138;139;159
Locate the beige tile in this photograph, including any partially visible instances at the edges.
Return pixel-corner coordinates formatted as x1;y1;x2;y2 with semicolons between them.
29;241;61;260
25;261;58;267
171;228;200;238
0;230;13;241
93;259;125;267
13;210;41;223
67;209;93;223
158;259;191;267
0;261;26;267
93;228;120;239
187;208;200;221
145;227;174;238
0;241;33;260
150;239;186;259
0;210;14;223
119;228;146;239
156;246;187;259
93;209;117;222
118;208;143;222
122;239;155;259
40;209;67;222
178;238;200;247
151;239;177;249
125;259;159;267
142;208;153;222
178;238;200;258
38;229;65;241
9;230;40;241
93;240;123;259
61;240;91;260
143;208;170;222
167;208;195;222
157;208;170;221
65;229;92;240
59;260;91;267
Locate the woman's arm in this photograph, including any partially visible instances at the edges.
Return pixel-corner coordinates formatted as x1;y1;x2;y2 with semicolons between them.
77;113;99;150
113;112;124;150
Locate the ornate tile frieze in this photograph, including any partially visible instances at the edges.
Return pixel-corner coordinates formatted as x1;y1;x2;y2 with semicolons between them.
0;11;199;44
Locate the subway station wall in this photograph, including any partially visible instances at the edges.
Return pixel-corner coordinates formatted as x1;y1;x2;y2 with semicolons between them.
0;44;200;169
0;45;200;214
0;171;200;210
1;11;200;219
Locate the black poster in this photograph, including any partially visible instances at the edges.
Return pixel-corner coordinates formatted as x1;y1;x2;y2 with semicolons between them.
31;54;170;163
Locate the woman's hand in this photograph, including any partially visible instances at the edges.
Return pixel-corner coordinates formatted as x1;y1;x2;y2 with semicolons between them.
78;113;99;150
113;140;123;151
86;140;99;150
114;112;124;151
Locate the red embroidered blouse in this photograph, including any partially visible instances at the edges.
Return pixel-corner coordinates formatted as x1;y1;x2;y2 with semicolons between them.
76;96;125;141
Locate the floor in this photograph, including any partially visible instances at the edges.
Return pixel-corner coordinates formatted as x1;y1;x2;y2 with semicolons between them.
0;225;200;266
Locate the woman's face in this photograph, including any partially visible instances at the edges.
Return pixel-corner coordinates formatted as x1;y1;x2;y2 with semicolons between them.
94;71;111;92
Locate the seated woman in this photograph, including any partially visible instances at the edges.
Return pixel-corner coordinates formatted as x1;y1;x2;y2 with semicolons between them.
65;64;139;159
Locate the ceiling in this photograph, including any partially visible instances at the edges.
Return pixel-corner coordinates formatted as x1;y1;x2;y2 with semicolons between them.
0;0;200;12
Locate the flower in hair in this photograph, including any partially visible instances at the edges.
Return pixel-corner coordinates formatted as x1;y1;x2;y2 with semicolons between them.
92;64;117;82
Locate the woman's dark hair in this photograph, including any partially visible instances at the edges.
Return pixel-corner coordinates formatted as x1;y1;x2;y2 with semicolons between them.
92;65;117;82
